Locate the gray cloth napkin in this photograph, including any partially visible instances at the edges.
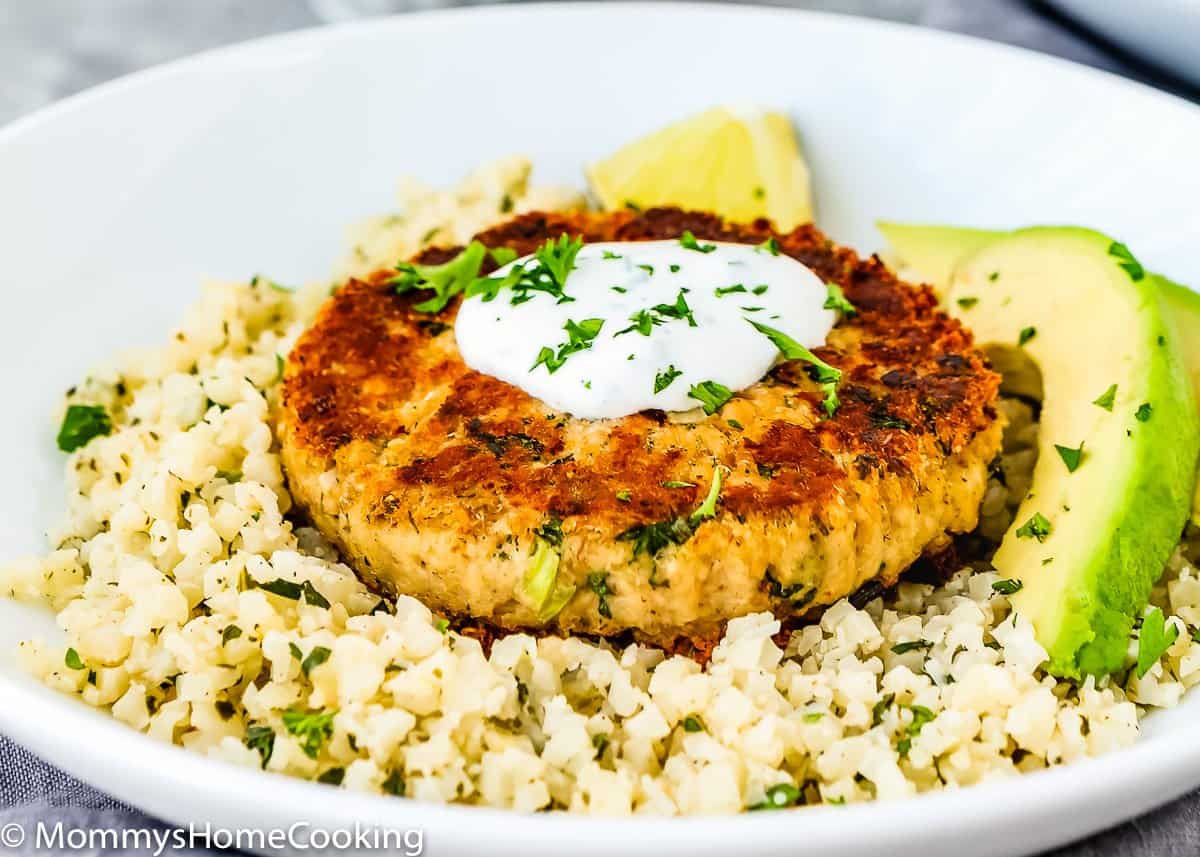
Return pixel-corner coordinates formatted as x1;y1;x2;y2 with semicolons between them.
1;1;1196;854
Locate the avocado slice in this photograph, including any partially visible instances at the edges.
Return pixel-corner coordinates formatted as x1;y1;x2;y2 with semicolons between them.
881;224;1200;675
1159;276;1200;525
876;222;1001;297
883;221;1200;527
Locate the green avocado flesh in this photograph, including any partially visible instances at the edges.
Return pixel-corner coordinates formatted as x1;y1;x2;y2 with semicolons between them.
1159;277;1200;526
881;222;1200;676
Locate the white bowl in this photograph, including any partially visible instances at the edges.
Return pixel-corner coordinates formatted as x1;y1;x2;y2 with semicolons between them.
2;5;1199;856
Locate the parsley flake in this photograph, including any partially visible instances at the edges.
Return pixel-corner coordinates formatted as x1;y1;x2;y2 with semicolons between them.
1135;402;1153;422
956;297;979;309
756;237;781;256
64;648;85;670
530;318;605;374
679;231;717;254
715;284;748;297
891;640;933;654
1093;384;1118;411
1015;512;1052;542
281;708;338;759
654;365;682;394
301;646;332;678
1054;442;1084;472
688;381;733;415
390;240;488;313
1137;607;1178;678
746;319;841;417
749;783;801;811
991;578;1023;595
823;283;856;316
244;724;275;768
587;573;614;619
1018;326;1037;346
57;404;113;452
1108;241;1145;281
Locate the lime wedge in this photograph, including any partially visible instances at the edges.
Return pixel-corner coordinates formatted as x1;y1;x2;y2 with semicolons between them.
587;107;814;229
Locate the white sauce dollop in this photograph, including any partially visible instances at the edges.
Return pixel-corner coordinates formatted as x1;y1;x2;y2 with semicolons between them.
455;240;835;419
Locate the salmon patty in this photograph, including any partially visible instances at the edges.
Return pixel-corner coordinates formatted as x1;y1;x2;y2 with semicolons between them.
279;209;1003;647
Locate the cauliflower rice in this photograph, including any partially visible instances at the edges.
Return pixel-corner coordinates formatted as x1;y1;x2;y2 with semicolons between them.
5;159;1200;814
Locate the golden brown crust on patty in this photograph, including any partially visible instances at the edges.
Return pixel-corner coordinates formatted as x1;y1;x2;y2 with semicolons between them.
279;209;1002;646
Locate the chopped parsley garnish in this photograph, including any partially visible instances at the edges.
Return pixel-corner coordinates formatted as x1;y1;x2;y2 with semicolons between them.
956;297;979;309
638;264;655;276
611;286;627;294
753;186;766;200
591;734;610;759
663;480;695;489
317;767;345;786
301;646;332;678
602;250;623;260
616;465;727;558
1015;512;1052;542
464;235;583;306
802;711;824;723
1093;384;1118;411
746;319;841;417
534;516;564;547
617;517;694;558
536;234;585;288
244;724;275;768
1054;442;1084;472
1018;326;1037;346
617;291;696;336
689;465;728;525
64;648;85;670
1108;241;1145;281
281;708;337;759
254;578;330;608
988;271;1000;282
587;573;613;619
654;365;683;394
715;284;748;297
823;283;856;316
382;770;406;796
741;305;764;313
489;246;518;266
57;404;113;452
991;578;1023;595
679;230;716;254
289;642;302;661
727;419;744;430
890;640;933;654
615;309;661;337
750;783;801;811
274;354;286;384
651;289;698;326
615;489;632;503
435;618;450;634
752;284;769;296
221;625;242;645
669;264;681;273
530;318;605;374
682;715;704;732
688;380;733;415
1136;607;1178;678
872;693;895;726
756;237;781;256
390;240;488;313
1135;402;1153;422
